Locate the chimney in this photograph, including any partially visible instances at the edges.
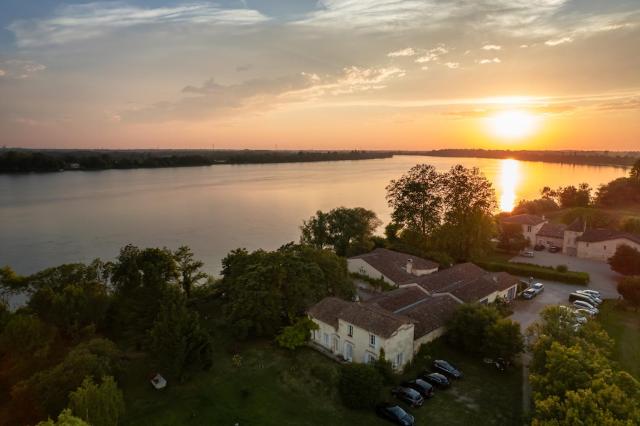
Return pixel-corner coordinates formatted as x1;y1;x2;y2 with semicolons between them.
492;275;498;283
406;258;413;275
542;214;546;221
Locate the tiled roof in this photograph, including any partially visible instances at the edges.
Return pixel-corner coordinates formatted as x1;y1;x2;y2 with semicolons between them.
537;222;566;239
308;297;412;338
501;214;546;226
566;217;586;232
414;263;519;303
366;287;428;312
393;295;460;339
577;229;640;245
350;248;439;284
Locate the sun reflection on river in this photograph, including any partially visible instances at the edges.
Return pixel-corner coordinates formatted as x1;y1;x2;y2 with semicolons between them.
498;159;520;211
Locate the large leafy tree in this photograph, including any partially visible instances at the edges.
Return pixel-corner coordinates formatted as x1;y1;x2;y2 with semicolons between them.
446;304;501;356
608;244;640;276
482;318;524;361
37;409;89;426
148;288;213;379
300;207;382;256
497;222;528;253
68;376;125;426
220;244;354;338
617;276;640;307
173;246;207;298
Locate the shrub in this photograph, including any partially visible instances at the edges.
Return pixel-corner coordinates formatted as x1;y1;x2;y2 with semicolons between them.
476;260;589;285
609;245;640;276
556;264;568;273
310;363;338;388
276;317;319;350
617;276;640;308
338;364;383;409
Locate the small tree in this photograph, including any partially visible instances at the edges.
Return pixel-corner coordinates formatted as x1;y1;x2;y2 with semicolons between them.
617;276;640;308
338;364;383;409
37;409;88;426
173;246;207;298
498;223;528;253
275;317;318;350
482;318;524;361
447;304;501;355
609;245;640;276
373;348;395;384
68;376;125;426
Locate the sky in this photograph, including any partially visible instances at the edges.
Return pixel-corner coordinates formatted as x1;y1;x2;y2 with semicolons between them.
0;0;639;150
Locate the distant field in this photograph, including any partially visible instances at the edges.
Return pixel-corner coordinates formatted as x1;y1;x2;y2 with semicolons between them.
120;339;523;426
597;301;640;379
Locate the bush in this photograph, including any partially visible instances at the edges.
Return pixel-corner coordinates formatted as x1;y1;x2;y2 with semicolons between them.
609;244;640;276
476;260;589;285
617;276;640;307
338;364;383;409
556;264;568;273
310;363;338;388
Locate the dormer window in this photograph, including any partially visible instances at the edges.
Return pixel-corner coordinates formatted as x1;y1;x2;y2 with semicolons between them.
347;324;353;337
369;334;376;348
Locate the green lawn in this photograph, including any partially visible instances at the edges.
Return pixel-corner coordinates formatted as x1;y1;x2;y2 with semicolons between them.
120;339;523;426
597;301;640;379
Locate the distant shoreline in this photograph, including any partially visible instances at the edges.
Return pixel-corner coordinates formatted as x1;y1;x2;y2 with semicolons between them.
1;148;638;174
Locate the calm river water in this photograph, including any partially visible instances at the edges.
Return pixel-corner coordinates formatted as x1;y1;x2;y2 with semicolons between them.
0;155;628;276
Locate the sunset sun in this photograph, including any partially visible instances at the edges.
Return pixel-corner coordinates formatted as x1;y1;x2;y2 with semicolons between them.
487;110;540;140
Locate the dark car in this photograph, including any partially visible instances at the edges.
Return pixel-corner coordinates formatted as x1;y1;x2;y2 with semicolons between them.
375;403;415;426
433;359;463;379
401;379;434;398
421;372;450;388
548;245;560;253
391;386;424;407
533;244;545;251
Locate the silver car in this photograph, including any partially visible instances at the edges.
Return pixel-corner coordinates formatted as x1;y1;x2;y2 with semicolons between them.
573;300;598;314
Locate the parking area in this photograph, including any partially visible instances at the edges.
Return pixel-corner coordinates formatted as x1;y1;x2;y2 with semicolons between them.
508;251;622;330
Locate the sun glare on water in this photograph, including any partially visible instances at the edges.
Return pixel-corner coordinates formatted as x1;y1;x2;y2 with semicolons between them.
487;110;539;140
498;159;521;212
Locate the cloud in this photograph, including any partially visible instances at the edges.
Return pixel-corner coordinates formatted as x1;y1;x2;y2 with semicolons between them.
387;48;417;57
482;44;501;50
545;36;573;46
597;97;640;111
478;58;501;64
124;65;406;122
414;46;448;63
8;2;270;47
444;62;459;69
0;59;46;78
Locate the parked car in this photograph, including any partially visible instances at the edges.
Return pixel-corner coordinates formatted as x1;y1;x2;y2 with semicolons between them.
422;372;450;388
401;379;434;398
521;250;535;257
569;292;600;306
575;290;603;305
534;244;545;251
532;283;545;295
548;245;560;253
573;300;599;314
575;308;596;318
522;288;536;299
391;387;424;407
433;360;463;379
375;403;415;426
574;315;588;324
576;289;601;299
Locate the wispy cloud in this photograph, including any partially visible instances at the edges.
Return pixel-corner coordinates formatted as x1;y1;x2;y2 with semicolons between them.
478;58;501;64
387;47;417;57
8;2;270;47
414;46;448;63
545;36;573;46
124;65;406;122
482;44;501;50
0;59;46;78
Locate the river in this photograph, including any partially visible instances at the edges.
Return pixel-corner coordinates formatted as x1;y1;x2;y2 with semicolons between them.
0;155;628;276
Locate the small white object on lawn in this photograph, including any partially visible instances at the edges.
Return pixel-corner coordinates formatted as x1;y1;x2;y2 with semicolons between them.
151;373;167;390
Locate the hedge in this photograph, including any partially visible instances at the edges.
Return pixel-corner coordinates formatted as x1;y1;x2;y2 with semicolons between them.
476;260;590;285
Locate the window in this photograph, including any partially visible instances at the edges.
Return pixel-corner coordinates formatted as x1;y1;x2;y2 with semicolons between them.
395;352;404;368
365;352;376;364
604;245;607;250
527;225;532;232
347;324;353;337
369;334;376;348
323;333;329;347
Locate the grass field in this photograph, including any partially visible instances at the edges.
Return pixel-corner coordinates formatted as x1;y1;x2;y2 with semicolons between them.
597;301;640;379
120;338;523;426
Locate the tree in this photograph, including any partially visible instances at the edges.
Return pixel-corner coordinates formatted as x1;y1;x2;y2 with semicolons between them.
446;304;501;355
173;246;207;298
386;164;443;238
553;184;592;208
275;316;318;350
300;207;382;256
630;158;640;181
221;244;354;338
37;409;89;426
12;338;121;418
608;244;640;275
512;197;559;215
482;318;524;362
497;222;528;253
338;364;383;409
617;276;640;308
68;376;125;426
620;218;640;234
148;288;213;379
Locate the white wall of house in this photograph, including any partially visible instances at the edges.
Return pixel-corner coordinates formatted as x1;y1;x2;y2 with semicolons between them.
309;316;414;370
521;222;546;246
413;326;446;354
563;230;582;256
347;258;396;285
577;239;640;261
